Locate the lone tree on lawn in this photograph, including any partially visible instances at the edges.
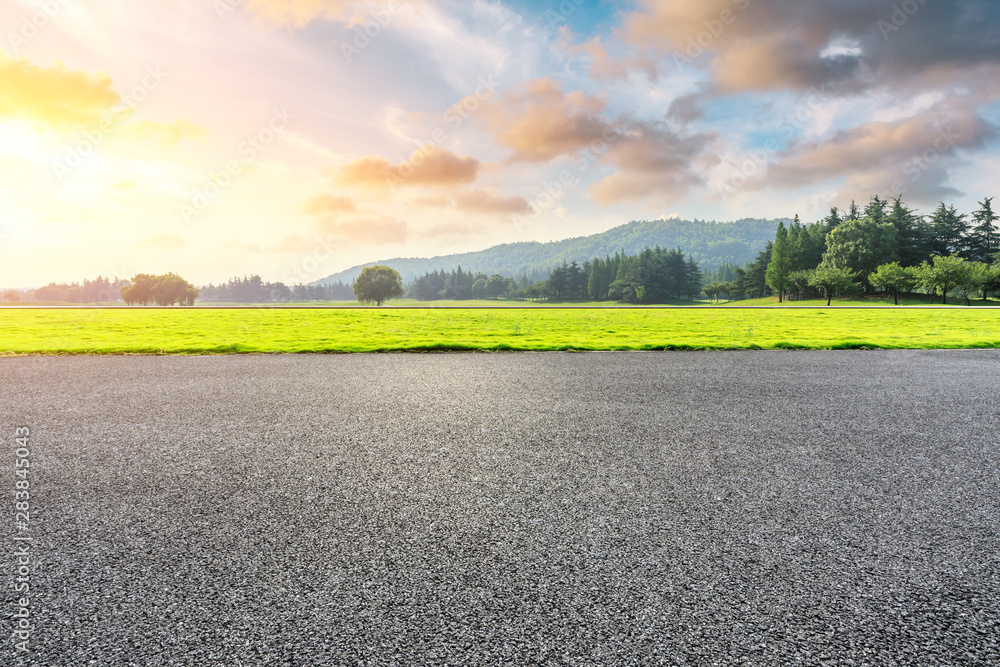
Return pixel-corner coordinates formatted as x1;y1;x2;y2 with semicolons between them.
353;265;404;306
121;273;198;306
869;262;915;306
808;266;858;306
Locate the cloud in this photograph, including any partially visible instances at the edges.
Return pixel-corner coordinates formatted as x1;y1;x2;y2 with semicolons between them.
423;222;484;242
838;163;962;205
124;120;205;146
411;195;452;208
265;235;317;254
0;53;119;127
454;190;531;215
300;194;357;215
766;105;996;199
477;78;612;162
477;79;717;206
336;146;479;189
135;234;185;251
567;35;661;81
240;0;361;26
315;216;409;244
240;0;428;27
622;0;1000;95
667;92;706;124
589;120;718;206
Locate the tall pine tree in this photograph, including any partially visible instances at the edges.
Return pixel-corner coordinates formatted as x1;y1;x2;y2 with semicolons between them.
765;222;792;302
887;196;929;267
930;202;970;257
970;197;998;263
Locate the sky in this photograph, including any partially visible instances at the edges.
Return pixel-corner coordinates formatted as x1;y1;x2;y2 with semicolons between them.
1;0;999;286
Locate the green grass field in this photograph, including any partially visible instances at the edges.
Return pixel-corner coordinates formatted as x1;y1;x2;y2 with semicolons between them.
5;293;996;309
0;298;702;308
719;294;1000;308
1;308;998;354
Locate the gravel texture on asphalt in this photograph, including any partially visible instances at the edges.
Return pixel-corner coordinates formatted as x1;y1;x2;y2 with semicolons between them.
2;351;999;666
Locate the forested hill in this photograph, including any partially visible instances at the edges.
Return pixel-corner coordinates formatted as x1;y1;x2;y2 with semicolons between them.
315;218;782;286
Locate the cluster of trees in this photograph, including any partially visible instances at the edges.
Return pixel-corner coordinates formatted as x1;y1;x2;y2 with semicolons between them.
546;247;702;303
121;274;199;306
871;256;1000;305
407;267;533;301
406;247;703;304
694;248;775;302
199;276;354;303
704;195;999;304
2;290;22;302
32;276;128;303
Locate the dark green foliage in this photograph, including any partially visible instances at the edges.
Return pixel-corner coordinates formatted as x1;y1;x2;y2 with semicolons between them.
886;196;930;267
847;200;861;222
822;218;899;282
199;276;353;302
969;197;998;263
930;202;970;257
864;195;888;224
548;261;589;300
766;221;793;301
604;247;702;303
823;207;842;234
408;267;478;301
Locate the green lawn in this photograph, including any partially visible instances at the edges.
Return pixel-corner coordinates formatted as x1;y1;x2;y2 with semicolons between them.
1;308;998;354
0;298;706;308
718;294;1000;307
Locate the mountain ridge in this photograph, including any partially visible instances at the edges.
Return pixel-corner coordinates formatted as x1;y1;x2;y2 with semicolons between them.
314;218;783;286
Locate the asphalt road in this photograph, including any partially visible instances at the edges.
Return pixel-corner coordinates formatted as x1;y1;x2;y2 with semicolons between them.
2;351;999;665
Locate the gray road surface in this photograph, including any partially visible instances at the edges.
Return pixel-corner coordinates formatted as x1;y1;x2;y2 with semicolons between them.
2;351;999;665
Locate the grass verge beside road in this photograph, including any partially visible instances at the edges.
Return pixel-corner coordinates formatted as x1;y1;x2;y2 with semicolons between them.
1;308;998;354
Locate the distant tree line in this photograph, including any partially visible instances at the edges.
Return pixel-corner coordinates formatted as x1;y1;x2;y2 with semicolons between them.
199;276;354;302
559;247;702;303
704;195;1000;305
31;276;128;303
407;267;538;301
407;247;703;304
